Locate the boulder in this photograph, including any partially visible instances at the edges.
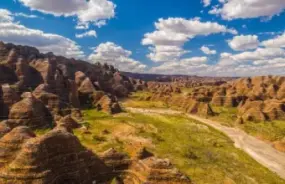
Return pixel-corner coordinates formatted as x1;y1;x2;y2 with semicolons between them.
96;95;122;114
58;115;81;130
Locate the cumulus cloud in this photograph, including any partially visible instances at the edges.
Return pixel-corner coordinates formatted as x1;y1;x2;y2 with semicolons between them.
213;47;285;76
88;42;147;72
200;46;216;55
18;0;116;28
150;57;209;75
0;9;14;22
0;8;84;59
202;0;211;7
210;0;285;20
142;17;237;62
262;32;285;48
75;30;97;38
149;45;285;77
219;48;285;65
228;35;260;51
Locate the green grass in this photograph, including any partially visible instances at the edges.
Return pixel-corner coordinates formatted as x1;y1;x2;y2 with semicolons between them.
210;106;239;127
75;108;285;184
122;91;168;109
125;92;285;143
34;128;51;136
128;92;285;144
74;110;126;153
242;120;285;142
131;113;284;184
210;105;285;142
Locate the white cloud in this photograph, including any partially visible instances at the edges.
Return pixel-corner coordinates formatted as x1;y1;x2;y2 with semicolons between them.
142;17;237;62
181;56;208;65
147;45;189;62
261;32;285;48
75;30;97;38
228;35;260;51
94;20;106;28
18;0;116;27
210;0;285;20
149;46;285;77
202;0;211;7
88;42;147;72
219;48;285;65
150;57;209;75
0;8;84;59
215;47;285;76
0;9;14;22
75;22;89;30
14;12;39;19
200;46;216;55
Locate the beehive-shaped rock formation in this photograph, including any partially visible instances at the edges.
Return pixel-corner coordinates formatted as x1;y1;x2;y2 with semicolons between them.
7;92;53;129
0;128;110;184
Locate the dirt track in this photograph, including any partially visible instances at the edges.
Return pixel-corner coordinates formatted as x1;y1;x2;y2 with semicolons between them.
126;107;285;180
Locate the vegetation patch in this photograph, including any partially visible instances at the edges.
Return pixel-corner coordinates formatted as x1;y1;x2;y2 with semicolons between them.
76;107;285;184
210;105;285;142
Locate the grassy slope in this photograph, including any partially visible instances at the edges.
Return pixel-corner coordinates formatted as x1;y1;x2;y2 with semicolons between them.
74;104;285;184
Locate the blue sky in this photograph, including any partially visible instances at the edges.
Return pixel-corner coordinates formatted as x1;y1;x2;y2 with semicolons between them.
0;0;285;76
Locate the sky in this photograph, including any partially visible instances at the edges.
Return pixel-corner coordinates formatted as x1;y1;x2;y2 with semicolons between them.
0;0;285;77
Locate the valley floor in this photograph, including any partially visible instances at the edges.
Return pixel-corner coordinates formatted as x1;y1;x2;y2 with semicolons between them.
74;100;285;184
127;107;285;180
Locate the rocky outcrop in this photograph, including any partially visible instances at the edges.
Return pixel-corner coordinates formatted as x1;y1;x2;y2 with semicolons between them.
57;115;81;130
0;126;191;184
0;41;140;128
237;99;285;122
96;95;122;114
7;92;53;129
33;84;61;112
100;148;131;171
184;76;285;122
99;148;191;184
0;84;20;119
0;127;110;184
0;42;192;183
146;91;215;117
127;157;190;184
0;126;36;167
